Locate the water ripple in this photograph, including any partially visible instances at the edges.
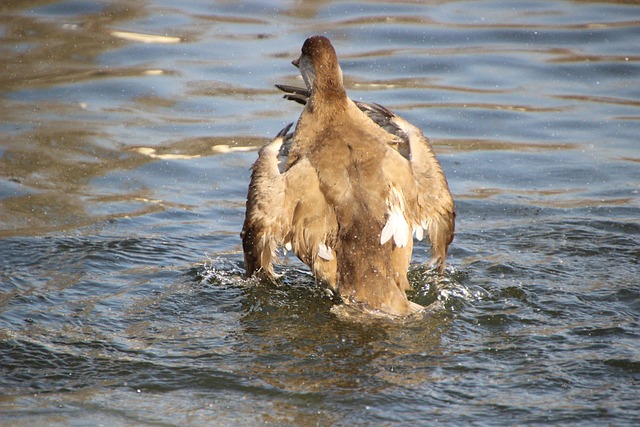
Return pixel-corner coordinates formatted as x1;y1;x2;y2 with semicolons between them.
1;0;639;425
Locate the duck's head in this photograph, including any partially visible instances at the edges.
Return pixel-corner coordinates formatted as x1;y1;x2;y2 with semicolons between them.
293;35;345;99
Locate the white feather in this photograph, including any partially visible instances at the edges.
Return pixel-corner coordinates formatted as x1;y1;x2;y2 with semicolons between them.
380;221;393;245
380;208;410;248
414;225;424;241
381;188;412;247
318;243;334;261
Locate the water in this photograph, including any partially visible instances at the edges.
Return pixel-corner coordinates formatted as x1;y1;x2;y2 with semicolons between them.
1;0;638;425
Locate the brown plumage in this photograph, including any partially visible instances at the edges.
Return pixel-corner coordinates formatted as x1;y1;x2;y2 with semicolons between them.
241;35;455;317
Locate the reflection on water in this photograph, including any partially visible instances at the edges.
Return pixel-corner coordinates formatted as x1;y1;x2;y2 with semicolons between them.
1;0;639;425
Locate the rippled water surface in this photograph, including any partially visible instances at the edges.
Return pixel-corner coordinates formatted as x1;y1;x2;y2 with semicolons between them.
1;0;639;425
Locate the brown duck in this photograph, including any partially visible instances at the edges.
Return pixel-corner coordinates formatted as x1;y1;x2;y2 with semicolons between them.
241;35;455;317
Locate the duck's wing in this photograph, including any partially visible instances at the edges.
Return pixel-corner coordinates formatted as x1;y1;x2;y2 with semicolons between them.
283;157;339;288
241;124;293;279
372;104;455;272
241;123;338;283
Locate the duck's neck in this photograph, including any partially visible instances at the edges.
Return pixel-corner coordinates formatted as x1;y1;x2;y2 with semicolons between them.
307;76;348;119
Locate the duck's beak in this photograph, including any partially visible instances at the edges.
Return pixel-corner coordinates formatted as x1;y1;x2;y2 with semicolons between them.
292;57;300;68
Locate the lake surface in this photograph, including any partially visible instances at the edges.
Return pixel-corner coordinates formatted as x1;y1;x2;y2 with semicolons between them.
1;0;639;425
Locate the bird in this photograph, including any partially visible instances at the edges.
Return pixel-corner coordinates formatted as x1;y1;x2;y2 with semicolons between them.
241;35;455;317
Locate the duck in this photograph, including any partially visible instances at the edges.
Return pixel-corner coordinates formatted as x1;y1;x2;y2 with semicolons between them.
241;35;455;317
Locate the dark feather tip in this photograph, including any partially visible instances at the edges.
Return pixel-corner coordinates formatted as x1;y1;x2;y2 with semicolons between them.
276;122;294;138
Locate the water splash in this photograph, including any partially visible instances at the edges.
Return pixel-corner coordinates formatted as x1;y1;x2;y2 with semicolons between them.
199;253;248;287
409;264;487;311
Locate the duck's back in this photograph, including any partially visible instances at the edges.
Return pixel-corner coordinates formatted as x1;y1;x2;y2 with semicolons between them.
298;103;418;315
